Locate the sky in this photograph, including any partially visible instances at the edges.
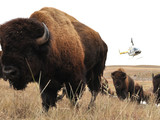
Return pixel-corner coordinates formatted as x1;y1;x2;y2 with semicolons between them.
0;0;160;66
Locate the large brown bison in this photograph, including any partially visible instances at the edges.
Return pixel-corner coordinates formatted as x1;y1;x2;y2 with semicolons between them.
152;73;160;103
111;68;146;103
0;7;108;111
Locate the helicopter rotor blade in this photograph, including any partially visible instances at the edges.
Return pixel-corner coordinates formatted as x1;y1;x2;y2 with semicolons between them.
131;38;134;46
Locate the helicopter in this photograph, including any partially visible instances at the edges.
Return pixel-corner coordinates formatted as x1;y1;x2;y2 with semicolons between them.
119;38;141;57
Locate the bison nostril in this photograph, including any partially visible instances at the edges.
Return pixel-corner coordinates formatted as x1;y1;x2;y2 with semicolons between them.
2;66;18;78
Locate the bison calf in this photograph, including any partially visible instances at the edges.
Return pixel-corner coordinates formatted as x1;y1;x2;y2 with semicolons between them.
134;82;152;104
142;91;151;104
134;82;144;103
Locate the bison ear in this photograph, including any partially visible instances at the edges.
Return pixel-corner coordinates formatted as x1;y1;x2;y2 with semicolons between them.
36;23;50;45
111;72;115;79
152;73;154;79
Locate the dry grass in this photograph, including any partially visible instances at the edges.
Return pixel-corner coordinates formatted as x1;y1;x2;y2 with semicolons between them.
0;65;160;120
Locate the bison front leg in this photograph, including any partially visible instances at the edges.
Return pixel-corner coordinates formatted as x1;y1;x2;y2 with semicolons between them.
65;80;85;108
86;71;101;109
40;85;58;112
88;91;98;109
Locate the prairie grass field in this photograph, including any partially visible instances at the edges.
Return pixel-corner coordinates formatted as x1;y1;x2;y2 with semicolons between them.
0;65;160;120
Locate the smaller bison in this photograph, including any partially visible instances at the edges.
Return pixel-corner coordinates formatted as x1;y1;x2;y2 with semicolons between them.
134;82;144;103
142;91;151;104
134;82;151;104
152;73;160;104
111;68;148;103
111;68;135;100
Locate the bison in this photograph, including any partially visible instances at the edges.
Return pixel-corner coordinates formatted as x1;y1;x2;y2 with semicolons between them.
134;83;151;104
152;73;160;104
0;7;108;111
111;68;135;100
142;91;151;104
134;82;144;103
111;68;145;103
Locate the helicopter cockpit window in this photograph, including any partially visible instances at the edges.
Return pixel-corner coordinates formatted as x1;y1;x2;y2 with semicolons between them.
134;48;138;51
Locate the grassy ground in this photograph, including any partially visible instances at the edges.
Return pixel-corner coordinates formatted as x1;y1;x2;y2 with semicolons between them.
0;65;160;120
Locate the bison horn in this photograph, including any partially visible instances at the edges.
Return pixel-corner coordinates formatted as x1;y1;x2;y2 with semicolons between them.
36;23;49;45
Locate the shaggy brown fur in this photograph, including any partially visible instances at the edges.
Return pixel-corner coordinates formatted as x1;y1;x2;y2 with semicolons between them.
152;73;160;103
0;7;107;111
117;68;125;72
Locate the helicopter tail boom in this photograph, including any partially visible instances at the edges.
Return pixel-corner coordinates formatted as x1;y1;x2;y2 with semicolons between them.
119;51;128;55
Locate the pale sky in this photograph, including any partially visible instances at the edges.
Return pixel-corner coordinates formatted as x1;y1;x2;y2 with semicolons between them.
0;0;160;65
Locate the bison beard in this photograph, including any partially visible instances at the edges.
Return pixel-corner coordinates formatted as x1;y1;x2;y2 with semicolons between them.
0;7;107;111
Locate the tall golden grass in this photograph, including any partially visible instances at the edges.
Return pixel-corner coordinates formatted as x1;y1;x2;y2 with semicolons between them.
0;79;159;120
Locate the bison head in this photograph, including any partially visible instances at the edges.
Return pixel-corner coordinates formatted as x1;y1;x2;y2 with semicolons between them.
0;18;49;90
111;71;126;90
